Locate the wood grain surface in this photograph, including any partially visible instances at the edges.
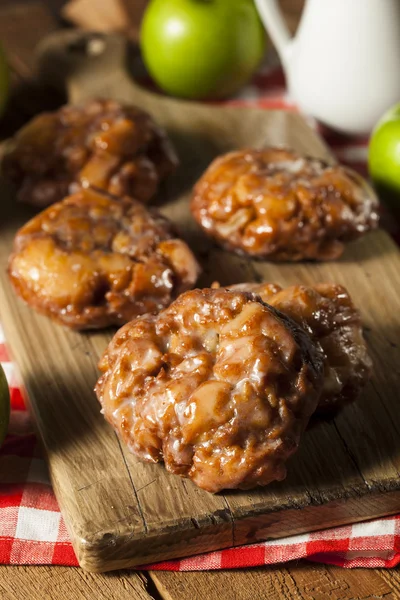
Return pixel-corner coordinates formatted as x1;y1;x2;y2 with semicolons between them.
0;26;399;573
2;562;400;600
151;564;400;600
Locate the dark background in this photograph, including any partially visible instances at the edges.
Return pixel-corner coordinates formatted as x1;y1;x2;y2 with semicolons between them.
0;0;304;38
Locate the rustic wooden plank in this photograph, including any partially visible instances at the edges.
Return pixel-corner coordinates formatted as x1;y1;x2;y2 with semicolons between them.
0;29;399;572
0;565;154;600
151;564;398;600
380;569;400;596
0;562;398;600
284;563;398;600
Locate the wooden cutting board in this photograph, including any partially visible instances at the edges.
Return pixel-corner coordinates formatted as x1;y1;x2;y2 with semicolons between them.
0;31;399;573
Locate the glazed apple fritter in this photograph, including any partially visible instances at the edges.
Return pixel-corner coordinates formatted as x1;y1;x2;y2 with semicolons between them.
191;148;379;261
8;188;200;329
95;288;324;493
2;99;178;207
227;282;372;414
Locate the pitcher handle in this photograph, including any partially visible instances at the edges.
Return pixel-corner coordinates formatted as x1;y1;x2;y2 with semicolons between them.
254;0;294;65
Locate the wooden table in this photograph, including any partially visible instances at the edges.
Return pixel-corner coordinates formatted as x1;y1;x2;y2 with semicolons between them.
0;2;399;598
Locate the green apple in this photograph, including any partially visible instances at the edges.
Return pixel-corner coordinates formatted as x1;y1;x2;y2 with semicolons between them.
0;43;9;116
369;103;400;213
140;0;266;99
0;364;10;446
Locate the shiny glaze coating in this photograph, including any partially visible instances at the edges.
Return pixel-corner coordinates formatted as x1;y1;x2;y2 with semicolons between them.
228;282;372;413
191;148;379;261
2;99;178;207
8;188;200;329
96;288;324;492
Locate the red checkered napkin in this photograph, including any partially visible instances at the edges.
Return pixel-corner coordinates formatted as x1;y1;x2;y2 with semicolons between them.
1;64;400;571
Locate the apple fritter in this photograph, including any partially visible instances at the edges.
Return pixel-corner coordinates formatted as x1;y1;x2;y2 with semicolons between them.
191;148;379;261
8;188;200;329
2;99;178;207
96;288;324;492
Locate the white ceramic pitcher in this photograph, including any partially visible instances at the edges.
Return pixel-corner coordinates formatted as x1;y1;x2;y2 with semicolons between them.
255;0;400;135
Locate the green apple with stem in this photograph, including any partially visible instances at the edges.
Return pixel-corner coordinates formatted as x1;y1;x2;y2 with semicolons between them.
140;0;266;100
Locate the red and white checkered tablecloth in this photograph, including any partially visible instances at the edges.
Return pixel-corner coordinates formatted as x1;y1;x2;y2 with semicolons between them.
1;63;400;571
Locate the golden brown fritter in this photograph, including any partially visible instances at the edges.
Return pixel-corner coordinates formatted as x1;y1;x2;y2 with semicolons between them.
2;99;178;207
191;148;379;261
8;188;200;329
95;288;324;492
227;282;372;413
